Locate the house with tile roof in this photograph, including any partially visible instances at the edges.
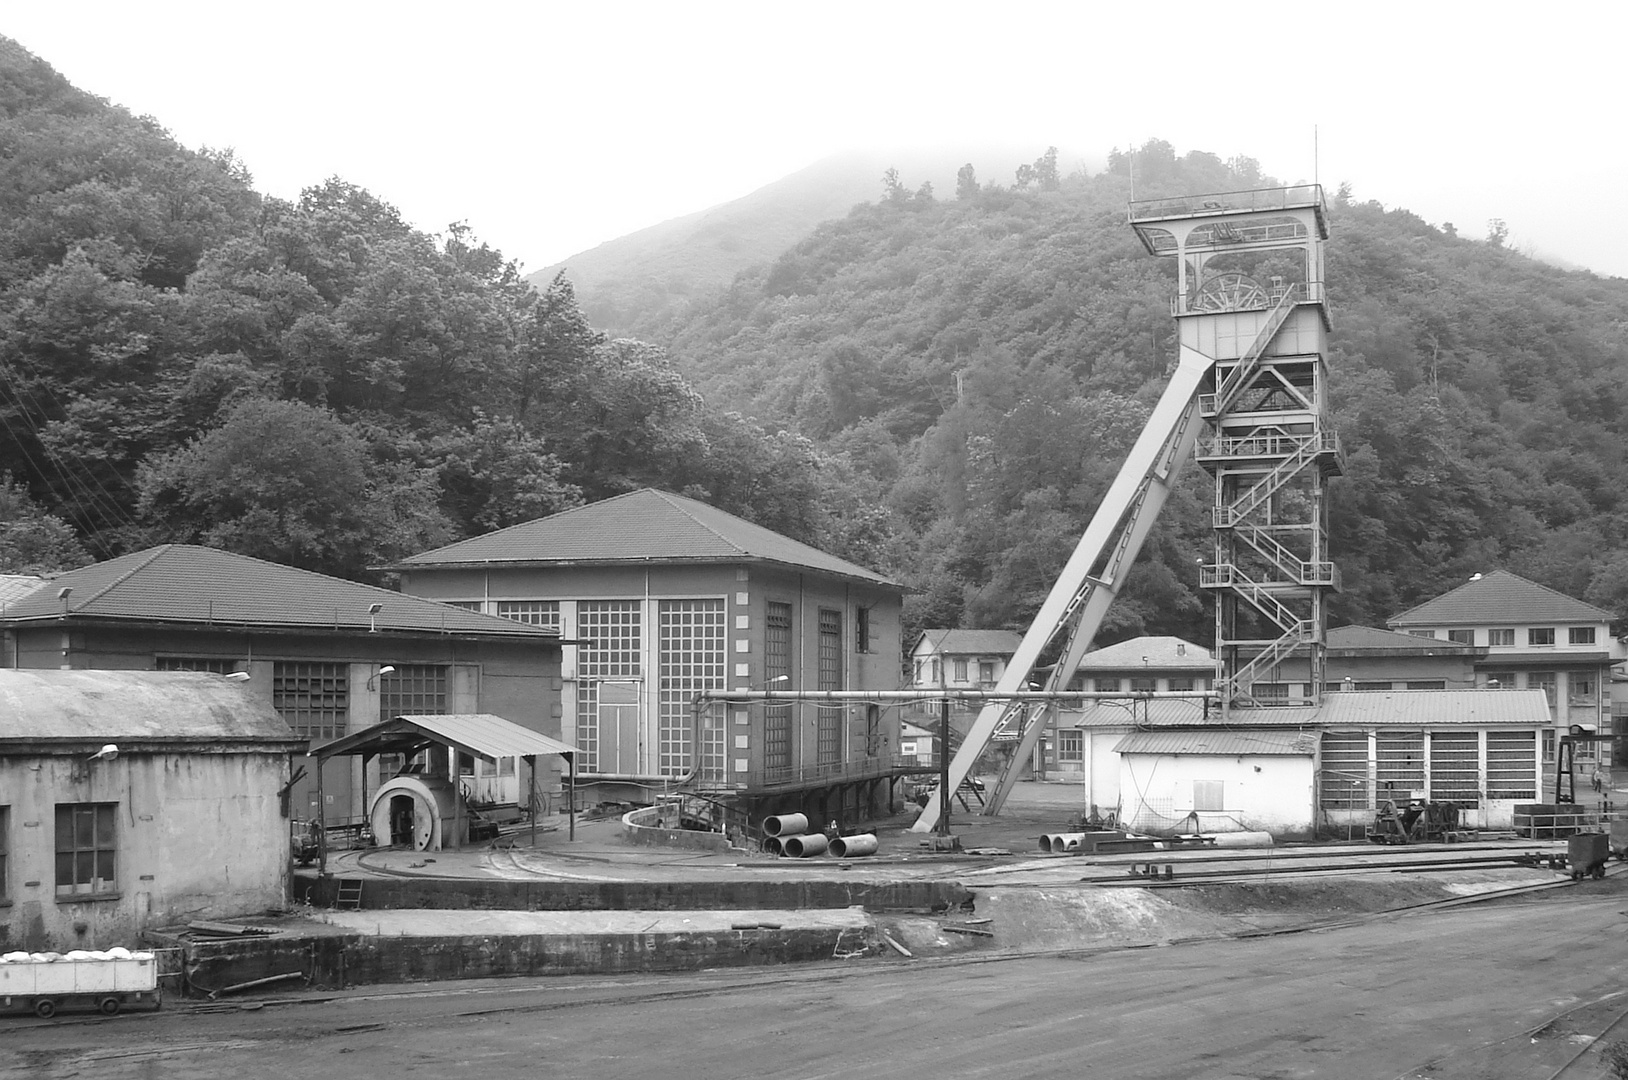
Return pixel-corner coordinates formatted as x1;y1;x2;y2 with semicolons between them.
0;545;565;823
909;629;1023;691
1;669;307;950
1387;570;1623;767
390;488;908;825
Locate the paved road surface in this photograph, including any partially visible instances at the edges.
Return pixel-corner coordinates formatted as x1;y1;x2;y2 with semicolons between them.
5;890;1625;1080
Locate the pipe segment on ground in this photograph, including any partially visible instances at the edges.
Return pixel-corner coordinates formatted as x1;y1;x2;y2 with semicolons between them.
762;836;783;856
782;834;828;858
829;834;878;858
763;813;809;837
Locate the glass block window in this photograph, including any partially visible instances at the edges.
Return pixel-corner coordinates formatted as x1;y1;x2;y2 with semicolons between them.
497;600;561;629
576;601;643;773
1319;731;1369;809
817;608;842;764
1376;731;1424;799
1057;729;1083;763
379;664;446;723
764;602;792;771
1487;731;1538;799
658;599;725;777
156;656;234;673
274;661;349;741
55;803;117;896
1428;732;1480;805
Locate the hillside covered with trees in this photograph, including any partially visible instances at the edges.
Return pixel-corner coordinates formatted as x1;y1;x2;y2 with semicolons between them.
0;39;882;582
641;144;1628;639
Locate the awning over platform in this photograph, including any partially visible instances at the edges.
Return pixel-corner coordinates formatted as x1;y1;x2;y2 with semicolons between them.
313;713;578;763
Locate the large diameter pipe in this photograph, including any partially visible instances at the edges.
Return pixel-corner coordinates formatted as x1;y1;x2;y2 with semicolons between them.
762;835;783;856
782;834;828;858
763;813;809;838
1039;833;1086;853
830;833;878;858
1209;831;1275;848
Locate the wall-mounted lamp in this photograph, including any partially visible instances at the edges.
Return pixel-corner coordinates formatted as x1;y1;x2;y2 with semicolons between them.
89;743;118;762
225;671;251;682
57;585;72;613
367;602;383;633
367;664;396;691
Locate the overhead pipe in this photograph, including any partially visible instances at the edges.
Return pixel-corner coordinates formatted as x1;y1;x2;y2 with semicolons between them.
782;834;828;858
829;834;877;858
763;813;809;838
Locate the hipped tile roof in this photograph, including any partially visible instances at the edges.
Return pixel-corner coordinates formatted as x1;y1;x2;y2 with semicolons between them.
392;488;900;588
1389;570;1612;627
915;629;1023;655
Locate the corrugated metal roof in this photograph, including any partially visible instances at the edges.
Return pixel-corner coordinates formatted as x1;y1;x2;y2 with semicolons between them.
316;713;577;761
1077;635;1212;670
1069;688;1549;728
915;629;1023;656
393;488;901;588
1390;570;1612;627
1114;730;1317;756
0;670;301;746
0;545;559;639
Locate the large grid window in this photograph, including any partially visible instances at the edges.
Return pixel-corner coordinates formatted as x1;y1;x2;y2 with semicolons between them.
658;599;725;777
55;803;116;897
1429;732;1480;805
156;657;234;673
1487;731;1538;799
497;600;562;630
764;602;792;771
379;665;447;723
817;608;843;764
274;662;349;741
1375;731;1424;801
1057;729;1083;763
1319;732;1369;809
577;601;643;772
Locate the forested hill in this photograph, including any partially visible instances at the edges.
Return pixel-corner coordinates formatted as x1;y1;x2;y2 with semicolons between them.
0;40;883;582
644;143;1628;637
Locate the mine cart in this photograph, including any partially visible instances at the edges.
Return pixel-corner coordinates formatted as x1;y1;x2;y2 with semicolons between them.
1568;832;1610;881
0;950;161;1017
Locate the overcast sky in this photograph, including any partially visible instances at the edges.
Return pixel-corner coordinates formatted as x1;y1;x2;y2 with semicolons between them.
7;3;1625;277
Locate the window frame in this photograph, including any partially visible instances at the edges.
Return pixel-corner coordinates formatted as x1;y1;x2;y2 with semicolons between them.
0;804;9;904
1569;626;1597;646
855;607;871;654
1528;627;1556;647
1488;628;1514;646
55;802;118;900
1446;629;1474;645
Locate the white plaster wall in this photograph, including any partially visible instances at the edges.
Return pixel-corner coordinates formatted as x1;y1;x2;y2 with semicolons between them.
1117;754;1314;837
1;751;291;952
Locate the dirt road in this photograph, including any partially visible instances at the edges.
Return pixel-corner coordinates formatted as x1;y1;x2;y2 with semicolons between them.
6;887;1626;1080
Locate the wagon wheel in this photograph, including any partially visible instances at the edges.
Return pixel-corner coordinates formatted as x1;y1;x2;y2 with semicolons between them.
33;998;56;1018
99;996;122;1015
1191;271;1269;312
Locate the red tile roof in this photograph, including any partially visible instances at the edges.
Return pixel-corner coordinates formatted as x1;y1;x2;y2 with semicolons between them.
393;488;901;588
0;545;558;639
1389;570;1612;627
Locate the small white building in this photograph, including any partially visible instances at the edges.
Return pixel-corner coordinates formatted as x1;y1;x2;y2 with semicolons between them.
0;670;305;952
909;629;1022;690
1116;729;1315;836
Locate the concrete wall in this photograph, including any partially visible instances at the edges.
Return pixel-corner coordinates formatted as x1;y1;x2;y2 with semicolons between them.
1117;753;1314;838
1;750;291;952
399;561;905;795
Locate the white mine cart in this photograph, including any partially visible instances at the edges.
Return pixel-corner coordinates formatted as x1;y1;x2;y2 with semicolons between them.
0;950;161;1017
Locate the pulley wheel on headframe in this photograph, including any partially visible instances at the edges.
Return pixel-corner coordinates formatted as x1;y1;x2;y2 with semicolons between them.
1191;271;1268;312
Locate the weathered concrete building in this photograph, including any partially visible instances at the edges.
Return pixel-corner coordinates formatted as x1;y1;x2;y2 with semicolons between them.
391;488;908;824
0;545;564;822
0;670;305;952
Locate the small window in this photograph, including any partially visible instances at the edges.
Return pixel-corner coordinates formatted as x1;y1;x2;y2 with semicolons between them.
1168;677;1195;692
1569;673;1596;700
0;805;9;902
1569;627;1596;646
1446;629;1474;645
1057;729;1084;763
1094;678;1122;693
55;803;117;897
930;658;941;684
1529;672;1556;704
1529;628;1555;646
1193;780;1225;812
1542;729;1556;762
1488;629;1514;646
856;608;871;653
1254;682;1289;699
978;661;996;685
1406;680;1446;690
953;658;969;683
1130;677;1157;693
